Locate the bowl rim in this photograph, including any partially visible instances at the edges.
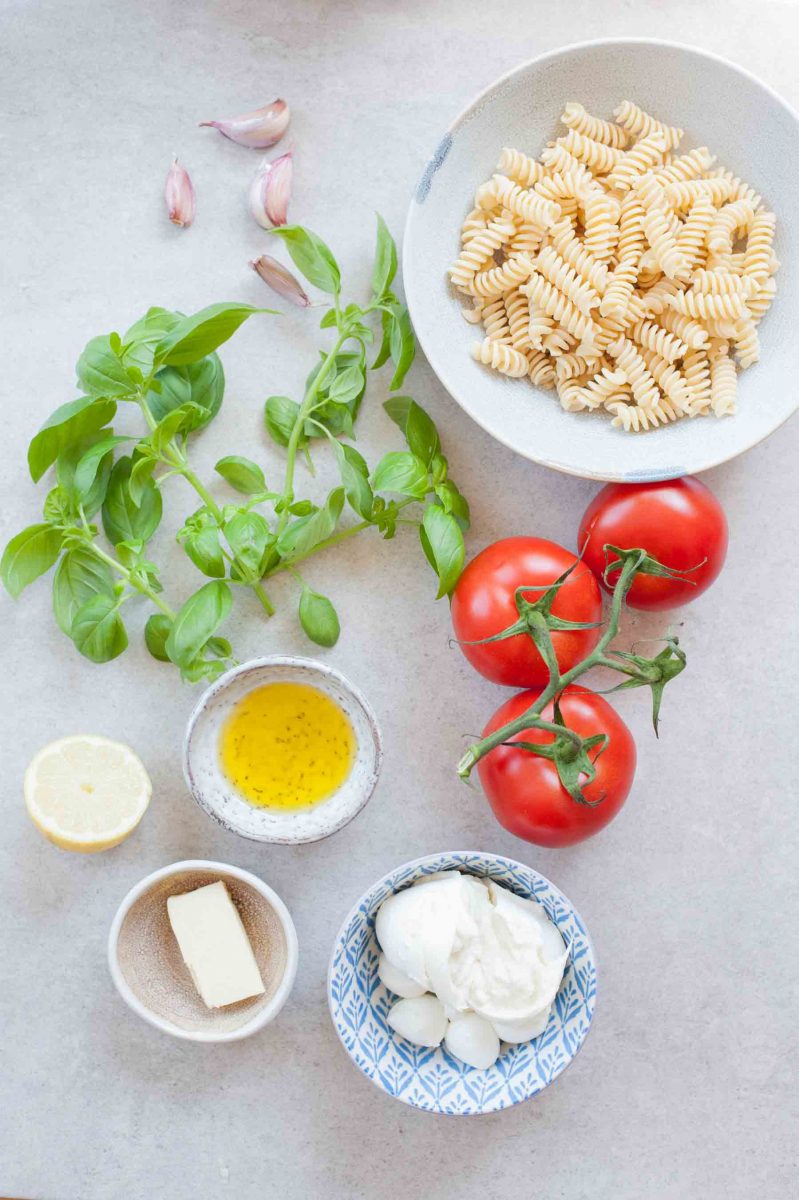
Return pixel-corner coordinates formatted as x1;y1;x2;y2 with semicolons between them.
326;849;597;1115
182;655;384;845
402;36;799;482
107;858;300;1043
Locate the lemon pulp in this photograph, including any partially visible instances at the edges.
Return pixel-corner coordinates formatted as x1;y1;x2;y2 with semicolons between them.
219;681;356;810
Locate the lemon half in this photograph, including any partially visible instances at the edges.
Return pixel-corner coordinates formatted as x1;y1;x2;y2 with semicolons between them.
24;735;151;852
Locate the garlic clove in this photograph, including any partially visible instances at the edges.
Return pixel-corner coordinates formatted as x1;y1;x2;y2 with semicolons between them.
249;152;293;228
250;255;310;307
165;157;195;228
200;99;290;149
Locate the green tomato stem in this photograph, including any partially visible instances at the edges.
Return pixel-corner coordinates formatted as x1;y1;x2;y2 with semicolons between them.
456;554;644;779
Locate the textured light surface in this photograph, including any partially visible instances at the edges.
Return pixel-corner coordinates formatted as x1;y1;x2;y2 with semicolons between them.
1;1;798;1197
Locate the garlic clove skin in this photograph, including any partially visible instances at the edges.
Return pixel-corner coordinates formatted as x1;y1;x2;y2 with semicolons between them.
200;99;289;149
250;255;310;307
249;152;293;228
165;158;195;228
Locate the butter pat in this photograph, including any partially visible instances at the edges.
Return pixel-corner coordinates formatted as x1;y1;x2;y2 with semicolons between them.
167;881;265;1009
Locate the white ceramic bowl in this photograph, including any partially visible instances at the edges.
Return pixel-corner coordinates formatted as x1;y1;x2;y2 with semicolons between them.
183;656;382;844
404;38;799;481
328;851;596;1115
108;860;298;1042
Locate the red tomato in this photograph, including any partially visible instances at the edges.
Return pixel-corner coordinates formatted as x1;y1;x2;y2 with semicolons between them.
451;537;603;687
477;685;636;848
578;477;728;612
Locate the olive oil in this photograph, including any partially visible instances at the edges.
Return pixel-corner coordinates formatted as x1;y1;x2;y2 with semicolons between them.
219;682;356;810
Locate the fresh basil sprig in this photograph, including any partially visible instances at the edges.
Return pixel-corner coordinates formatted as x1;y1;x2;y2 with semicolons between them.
1;221;469;678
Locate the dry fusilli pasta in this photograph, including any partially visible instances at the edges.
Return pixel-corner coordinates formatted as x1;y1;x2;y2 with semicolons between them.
451;98;778;432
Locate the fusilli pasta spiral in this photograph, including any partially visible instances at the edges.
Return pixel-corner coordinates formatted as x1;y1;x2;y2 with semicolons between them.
561;102;628;148
613;101;683;149
496;147;546;188
471;338;529;377
606;131;668;191
450;97;778;432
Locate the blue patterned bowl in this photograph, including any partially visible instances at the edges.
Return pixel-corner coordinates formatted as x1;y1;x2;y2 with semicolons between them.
327;851;597;1115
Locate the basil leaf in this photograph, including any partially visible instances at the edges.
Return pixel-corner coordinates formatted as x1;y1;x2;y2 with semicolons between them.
56;430;116;518
180;657;228;684
264;395;301;447
1;524;64;599
215;456;266;495
383;397;439;466
434;480;470;530
206;636;232;658
146;355;225;431
52;547;115;636
334;441;373;520
102;457;162;546
420;505;465;598
270;226;340;294
277;487;344;557
128;455;158;507
298;586;340;647
28;396;116;482
372;309;392;370
372;450;428;499
144;613;172;661
165;580;232;668
224;511;272;577
73;435;129;497
115;540;143;568
43;485;77;525
122;308;183;375
372;214;398;299
154;304;270;367
149;402;204;451
388;306;416;389
71;594;128;663
178;519;225;578
328;364;364;405
430;452;448;486
76;334;138;398
319;308;338;329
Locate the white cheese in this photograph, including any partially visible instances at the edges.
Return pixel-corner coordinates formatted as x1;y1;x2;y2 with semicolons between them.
375;871;568;1058
167;881;265;1009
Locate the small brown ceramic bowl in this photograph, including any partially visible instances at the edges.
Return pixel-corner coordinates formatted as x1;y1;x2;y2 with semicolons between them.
108;860;298;1042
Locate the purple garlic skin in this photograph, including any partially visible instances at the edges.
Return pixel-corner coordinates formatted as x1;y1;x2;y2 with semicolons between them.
165;158;195;227
200;99;290;149
251;255;310;307
249;152;293;229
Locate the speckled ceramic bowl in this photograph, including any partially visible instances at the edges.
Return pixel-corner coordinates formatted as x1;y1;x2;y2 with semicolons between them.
108;860;298;1042
183;657;383;844
404;39;799;481
328;851;597;1115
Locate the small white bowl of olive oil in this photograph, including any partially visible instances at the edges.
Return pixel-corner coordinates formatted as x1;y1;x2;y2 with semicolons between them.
183;657;383;844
